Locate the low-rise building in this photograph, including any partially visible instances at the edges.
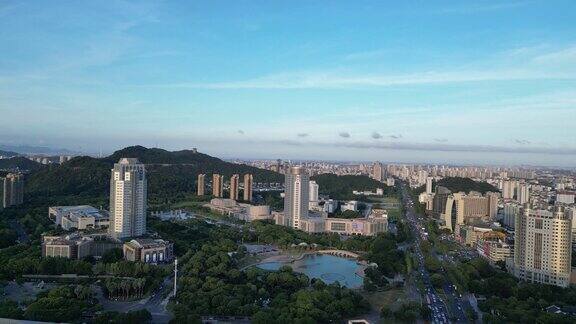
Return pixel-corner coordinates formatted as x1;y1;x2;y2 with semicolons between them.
323;199;338;213
48;205;110;230
123;238;173;263
42;233;93;259
341;201;359;212
42;233;122;260
204;198;272;222
476;231;513;263
294;209;388;236
557;190;575;204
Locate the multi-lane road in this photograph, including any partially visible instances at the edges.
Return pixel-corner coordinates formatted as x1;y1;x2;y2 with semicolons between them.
400;183;472;323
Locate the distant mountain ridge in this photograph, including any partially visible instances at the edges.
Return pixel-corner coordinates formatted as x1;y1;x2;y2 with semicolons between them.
25;146;282;203
0;157;44;172
0;144;79;155
0;150;19;157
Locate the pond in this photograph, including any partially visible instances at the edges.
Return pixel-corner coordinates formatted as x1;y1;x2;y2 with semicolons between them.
256;254;363;288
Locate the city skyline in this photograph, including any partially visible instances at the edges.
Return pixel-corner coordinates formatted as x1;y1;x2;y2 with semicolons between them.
1;0;576;166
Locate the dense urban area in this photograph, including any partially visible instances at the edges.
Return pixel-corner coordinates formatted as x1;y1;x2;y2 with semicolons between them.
0;146;575;323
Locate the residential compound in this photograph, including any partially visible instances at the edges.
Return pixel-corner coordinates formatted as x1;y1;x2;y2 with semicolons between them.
2;173;24;208
275;166;388;236
513;206;573;287
109;158;147;239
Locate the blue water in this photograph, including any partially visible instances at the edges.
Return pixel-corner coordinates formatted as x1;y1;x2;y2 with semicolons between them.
256;254;363;288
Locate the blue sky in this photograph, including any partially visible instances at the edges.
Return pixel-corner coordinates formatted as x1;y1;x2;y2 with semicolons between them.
1;0;576;166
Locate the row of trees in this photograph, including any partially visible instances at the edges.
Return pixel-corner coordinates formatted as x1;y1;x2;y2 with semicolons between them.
103;278;147;300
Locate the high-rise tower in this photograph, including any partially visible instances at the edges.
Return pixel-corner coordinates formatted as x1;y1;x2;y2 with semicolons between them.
230;174;239;200
212;174;223;197
514;206;572;287
109;158;147;239
243;174;253;202
197;174;205;196
284;166;309;229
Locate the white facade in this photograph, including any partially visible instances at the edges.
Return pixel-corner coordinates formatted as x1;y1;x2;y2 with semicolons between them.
284;166;309;229
517;183;530;204
109;158;147;239
503;202;520;229
557;191;575;204
341;200;359;212
426;177;433;194
309;180;319;209
514;206;572;287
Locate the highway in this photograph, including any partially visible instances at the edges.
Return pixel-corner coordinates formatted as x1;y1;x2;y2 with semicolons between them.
400;183;473;323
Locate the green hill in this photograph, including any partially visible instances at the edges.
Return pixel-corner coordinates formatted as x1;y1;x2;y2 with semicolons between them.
25;146;282;204
419;177;499;194
311;174;392;200
0;157;44;172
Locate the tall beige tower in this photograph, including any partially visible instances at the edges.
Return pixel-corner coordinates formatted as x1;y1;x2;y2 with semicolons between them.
284;166;309;229
243;174;253;202
2;173;24;208
372;162;383;182
109;158;147;239
197;174;205;196
212;174;223;197
230;174;239;200
514;206;572;287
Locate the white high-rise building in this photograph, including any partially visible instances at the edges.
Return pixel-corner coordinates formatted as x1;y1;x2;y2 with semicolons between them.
284;166;309;229
372;162;383;182
426;177;433;194
514;206;572;287
502;180;517;200
517;183;530;204
309;180;319;209
109;158;147;239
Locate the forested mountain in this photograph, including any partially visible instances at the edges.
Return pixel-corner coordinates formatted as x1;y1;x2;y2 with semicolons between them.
0;157;44;171
25;146;282;203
